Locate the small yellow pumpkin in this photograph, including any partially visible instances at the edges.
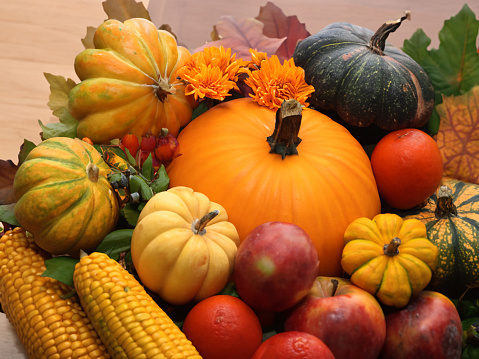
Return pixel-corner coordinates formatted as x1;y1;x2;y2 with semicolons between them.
341;213;438;308
131;186;240;305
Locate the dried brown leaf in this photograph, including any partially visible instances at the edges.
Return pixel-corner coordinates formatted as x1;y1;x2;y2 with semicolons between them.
81;26;97;49
255;1;310;62
0;160;17;205
102;0;151;22
435;85;479;184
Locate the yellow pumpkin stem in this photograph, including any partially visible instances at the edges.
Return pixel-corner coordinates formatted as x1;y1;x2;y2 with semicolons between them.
435;185;458;219
369;11;411;55
384;237;401;256
192;210;219;235
86;162;100;183
156;79;175;101
267;99;303;160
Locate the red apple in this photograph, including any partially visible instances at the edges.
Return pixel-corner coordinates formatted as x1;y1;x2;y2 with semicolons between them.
379;290;462;359
284;276;386;359
233;221;320;312
251;331;335;359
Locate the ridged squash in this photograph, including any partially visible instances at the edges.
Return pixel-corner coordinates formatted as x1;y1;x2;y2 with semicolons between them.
131;186;240;305
293;13;434;131
69;18;196;144
399;178;479;294
13;137;119;256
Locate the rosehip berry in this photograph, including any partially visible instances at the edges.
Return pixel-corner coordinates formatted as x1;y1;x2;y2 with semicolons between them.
154;129;180;166
140;132;156;152
120;133;139;157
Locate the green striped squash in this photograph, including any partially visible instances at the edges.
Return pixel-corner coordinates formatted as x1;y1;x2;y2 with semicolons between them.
13;137;119;256
400;178;479;295
293;13;434;132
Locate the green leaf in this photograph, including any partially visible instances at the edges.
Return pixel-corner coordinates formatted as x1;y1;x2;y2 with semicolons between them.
150;165;170;194
402;4;479;135
122;203;140;226
141;153;154;181
129;175;153;201
41;256;79;287
0;204;19;226
95;229;133;261
403;4;479;96
39;108;78;140
17;139;37;165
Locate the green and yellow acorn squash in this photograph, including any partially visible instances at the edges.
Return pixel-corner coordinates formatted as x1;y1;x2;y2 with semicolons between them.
13;137;119;256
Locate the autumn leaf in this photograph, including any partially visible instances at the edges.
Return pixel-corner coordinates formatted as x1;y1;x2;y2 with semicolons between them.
81;26;97;49
402;4;479;135
255;1;310;62
39;73;78;140
0;160;17;205
194;15;286;59
435;85;479;184
102;0;151;22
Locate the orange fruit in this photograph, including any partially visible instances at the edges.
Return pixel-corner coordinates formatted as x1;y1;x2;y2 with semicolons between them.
182;295;263;359
251;331;335;359
370;128;443;210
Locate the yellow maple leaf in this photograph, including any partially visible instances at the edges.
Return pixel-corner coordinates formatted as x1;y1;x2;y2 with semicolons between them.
435;85;479;184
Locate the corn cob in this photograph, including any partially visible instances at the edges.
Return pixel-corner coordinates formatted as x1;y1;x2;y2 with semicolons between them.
0;227;110;358
73;251;203;359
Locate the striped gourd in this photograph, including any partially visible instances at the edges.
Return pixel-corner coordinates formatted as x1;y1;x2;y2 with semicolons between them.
0;227;110;358
292;12;434;134
13;137;119;256
73;251;202;359
400;178;479;295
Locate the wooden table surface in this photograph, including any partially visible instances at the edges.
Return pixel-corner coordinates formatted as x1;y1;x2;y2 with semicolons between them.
0;0;476;356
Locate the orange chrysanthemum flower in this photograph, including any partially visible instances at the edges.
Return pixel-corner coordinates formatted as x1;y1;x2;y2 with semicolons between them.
244;55;315;109
176;46;244;101
240;49;269;72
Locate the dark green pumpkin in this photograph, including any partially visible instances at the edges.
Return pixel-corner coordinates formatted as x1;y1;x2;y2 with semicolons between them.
293;13;435;131
399;178;479;296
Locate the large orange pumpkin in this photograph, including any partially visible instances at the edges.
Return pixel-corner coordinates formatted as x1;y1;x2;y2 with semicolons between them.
167;98;381;276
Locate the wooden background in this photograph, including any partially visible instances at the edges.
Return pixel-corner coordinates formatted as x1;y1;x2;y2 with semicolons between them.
0;0;477;356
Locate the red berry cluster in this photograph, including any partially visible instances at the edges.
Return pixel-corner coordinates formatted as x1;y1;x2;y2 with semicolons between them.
120;130;180;168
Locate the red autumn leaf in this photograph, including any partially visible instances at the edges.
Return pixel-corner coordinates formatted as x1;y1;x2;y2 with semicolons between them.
435;85;479;184
0;160;17;205
193;15;286;59
255;1;310;62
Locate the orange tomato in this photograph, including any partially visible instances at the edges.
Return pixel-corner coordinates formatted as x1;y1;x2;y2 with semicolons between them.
182;295;263;359
370;128;443;210
251;331;335;359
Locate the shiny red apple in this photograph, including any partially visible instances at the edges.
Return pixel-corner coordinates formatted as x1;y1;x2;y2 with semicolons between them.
284;276;386;359
379;290;462;359
233;221;320;312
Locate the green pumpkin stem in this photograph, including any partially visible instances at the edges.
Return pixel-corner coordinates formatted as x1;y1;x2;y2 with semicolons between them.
384;237;401;256
369;11;411;55
86;163;100;183
435;185;458;219
192;210;219;235
267;99;303;160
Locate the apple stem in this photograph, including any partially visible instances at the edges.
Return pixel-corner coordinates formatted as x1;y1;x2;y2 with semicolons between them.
384;237;401;256
331;278;339;296
266;99;303;160
435;185;458;219
192;210;219;235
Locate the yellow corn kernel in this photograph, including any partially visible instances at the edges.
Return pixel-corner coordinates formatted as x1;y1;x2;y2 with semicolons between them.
0;227;110;359
74;251;203;359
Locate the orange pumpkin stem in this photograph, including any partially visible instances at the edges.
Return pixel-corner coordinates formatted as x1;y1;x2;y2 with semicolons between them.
86;163;100;183
384;237;401;256
267;99;303;160
435;185;458;219
192;210;220;235
369;11;411;55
